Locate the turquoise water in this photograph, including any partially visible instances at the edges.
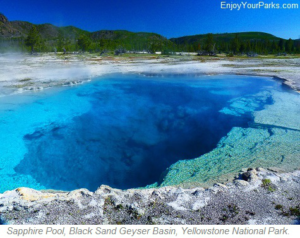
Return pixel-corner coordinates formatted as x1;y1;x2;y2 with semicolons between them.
0;74;297;192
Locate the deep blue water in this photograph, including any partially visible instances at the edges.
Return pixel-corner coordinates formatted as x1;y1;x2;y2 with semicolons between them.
0;74;285;192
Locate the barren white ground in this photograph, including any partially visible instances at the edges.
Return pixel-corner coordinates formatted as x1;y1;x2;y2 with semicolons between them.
0;54;299;96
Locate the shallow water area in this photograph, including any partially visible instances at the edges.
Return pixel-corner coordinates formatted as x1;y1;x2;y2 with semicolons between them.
0;74;299;192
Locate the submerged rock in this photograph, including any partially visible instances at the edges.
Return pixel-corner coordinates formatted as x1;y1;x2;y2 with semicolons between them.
160;89;300;188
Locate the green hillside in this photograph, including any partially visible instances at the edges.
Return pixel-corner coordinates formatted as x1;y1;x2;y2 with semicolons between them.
91;30;168;43
90;30;174;51
170;32;300;54
0;13;174;52
0;13;89;40
1;12;299;54
170;32;282;45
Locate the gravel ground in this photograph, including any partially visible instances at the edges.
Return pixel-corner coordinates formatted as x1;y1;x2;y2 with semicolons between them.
0;168;299;225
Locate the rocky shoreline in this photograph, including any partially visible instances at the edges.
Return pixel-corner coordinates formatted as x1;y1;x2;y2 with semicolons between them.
0;168;299;225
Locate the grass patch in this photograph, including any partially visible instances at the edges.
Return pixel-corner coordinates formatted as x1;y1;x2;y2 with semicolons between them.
280;205;300;217
289;207;300;216
268;186;276;192
261;179;276;192
262;179;271;186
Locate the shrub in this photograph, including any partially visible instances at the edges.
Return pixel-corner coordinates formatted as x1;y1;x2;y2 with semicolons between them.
262;179;271;187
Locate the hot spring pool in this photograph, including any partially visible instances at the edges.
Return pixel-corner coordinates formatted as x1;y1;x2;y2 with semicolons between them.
0;74;300;192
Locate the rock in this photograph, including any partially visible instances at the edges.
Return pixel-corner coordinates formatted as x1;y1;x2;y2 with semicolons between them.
247;168;257;173
109;195;121;206
267;167;285;173
292;176;300;184
0;14;8;24
191;189;204;196
95;185;113;195
192;198;209;210
151;191;162;199
68;189;93;199
280;176;288;183
207;187;219;194
256;167;267;172
213;183;228;190
16;188;56;202
242;171;259;182
132;192;142;200
174;188;184;195
234;180;249;187
0;169;299;225
13;205;21;211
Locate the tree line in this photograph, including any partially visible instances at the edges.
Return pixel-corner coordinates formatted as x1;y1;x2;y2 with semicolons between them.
177;33;300;55
1;26;300;55
13;26;176;54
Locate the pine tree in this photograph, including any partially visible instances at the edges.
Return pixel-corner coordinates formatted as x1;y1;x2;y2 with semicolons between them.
77;35;91;52
296;41;300;53
25;26;41;53
99;38;106;51
231;34;240;54
57;32;65;52
204;33;215;53
271;40;278;53
240;42;246;54
197;43;201;51
278;39;285;52
285;38;294;53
